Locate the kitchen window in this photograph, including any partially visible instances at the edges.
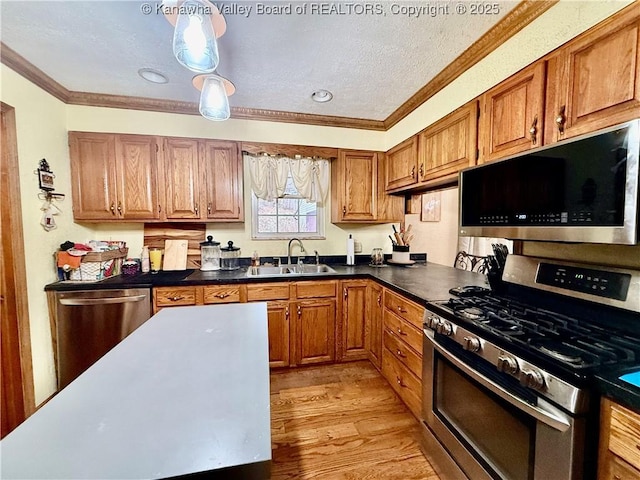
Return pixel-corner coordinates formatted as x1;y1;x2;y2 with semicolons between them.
246;154;329;240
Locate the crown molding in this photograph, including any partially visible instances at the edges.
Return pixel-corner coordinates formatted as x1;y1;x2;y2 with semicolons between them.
230;107;385;130
1;1;553;130
383;0;558;130
0;43;70;102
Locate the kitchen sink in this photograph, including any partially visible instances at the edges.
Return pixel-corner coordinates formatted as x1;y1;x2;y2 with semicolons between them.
246;264;337;277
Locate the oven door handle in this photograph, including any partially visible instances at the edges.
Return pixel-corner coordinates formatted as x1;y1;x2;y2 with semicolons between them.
426;330;572;432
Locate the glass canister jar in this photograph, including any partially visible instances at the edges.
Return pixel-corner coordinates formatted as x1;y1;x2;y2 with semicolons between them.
220;241;241;270
200;236;221;271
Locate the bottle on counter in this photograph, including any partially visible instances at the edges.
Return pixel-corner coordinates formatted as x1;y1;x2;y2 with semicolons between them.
141;246;150;273
251;251;260;267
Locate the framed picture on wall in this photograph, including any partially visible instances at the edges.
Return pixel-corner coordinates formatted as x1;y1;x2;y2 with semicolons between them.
38;169;55;191
421;191;441;222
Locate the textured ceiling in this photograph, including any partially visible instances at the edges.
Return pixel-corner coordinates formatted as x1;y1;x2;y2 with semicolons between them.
0;0;519;121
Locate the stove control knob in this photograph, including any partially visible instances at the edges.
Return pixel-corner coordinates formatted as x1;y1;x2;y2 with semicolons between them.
426;315;441;330
436;321;453;336
497;355;519;375
520;370;545;390
463;336;481;352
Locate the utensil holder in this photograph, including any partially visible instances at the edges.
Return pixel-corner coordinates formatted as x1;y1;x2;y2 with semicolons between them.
392;245;410;263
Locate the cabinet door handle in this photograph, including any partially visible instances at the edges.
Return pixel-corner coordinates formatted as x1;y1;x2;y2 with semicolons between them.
117;201;123;215
110;202;116;215
215;293;229;299
195;203;199;215
297;305;302;317
419;163;424;178
207;203;212;215
168;296;184;302
158;204;161;213
377;294;382;306
396;349;406;358
396;376;406;387
397;305;407;313
344;287;348;299
614;476;621;480
285;307;289;320
529;115;538;144
397;328;407;336
555;106;566;135
342;205;346;215
411;165;415;177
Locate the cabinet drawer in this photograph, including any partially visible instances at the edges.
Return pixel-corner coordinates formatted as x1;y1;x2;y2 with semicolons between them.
383;310;423;354
203;285;241;304
382;347;422;418
155;287;197;307
383;329;422;380
602;452;640;480
296;280;337;299
384;289;424;329
247;283;290;301
609;402;640;470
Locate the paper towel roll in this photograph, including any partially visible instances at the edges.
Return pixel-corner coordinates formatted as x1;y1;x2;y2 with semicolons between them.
346;234;355;265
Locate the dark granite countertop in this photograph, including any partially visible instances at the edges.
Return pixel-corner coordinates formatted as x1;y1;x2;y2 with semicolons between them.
45;259;640;409
595;366;640;412
45;260;489;306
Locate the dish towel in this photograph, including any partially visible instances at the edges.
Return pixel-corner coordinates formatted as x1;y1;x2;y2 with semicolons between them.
619;371;640;388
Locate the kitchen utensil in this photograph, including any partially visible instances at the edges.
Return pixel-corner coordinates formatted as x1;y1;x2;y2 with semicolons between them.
392;244;410;263
220;241;241;270
199;236;221;271
162;240;188;271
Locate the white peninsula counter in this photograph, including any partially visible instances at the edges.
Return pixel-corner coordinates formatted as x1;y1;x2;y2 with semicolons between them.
1;303;271;479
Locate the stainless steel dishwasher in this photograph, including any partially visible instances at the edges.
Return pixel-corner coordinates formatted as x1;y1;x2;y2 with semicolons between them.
53;288;151;389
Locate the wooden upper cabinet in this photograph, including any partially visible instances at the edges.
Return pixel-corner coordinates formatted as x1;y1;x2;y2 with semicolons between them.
479;62;546;163
385;137;418;191
331;149;402;223
201;140;244;221
331;149;377;222
70;132;118;220
418;101;478;182
162;137;201;220
546;7;640;143
115;135;160;220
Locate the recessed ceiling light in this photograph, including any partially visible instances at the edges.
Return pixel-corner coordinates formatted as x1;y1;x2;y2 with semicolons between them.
138;68;169;84
311;90;333;103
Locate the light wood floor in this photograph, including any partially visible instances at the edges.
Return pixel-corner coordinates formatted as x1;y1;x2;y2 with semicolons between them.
269;361;441;479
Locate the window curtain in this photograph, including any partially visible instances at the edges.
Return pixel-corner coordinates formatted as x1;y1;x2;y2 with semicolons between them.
245;154;330;205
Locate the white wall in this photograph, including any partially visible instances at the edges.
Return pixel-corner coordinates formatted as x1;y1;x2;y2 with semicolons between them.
2;0;633;405
0;65;95;404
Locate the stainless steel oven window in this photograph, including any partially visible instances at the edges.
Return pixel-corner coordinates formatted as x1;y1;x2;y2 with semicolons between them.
435;354;535;480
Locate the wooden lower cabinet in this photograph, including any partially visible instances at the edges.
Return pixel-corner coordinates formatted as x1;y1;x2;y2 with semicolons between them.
598;397;640;479
294;299;336;366
266;301;290;368
366;282;384;370
338;280;369;362
381;288;424;419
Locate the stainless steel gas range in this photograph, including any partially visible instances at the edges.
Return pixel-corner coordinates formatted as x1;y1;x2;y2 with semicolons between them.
421;255;640;480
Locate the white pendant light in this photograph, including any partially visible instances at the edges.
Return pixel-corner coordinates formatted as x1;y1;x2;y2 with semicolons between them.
172;0;220;73
193;74;235;121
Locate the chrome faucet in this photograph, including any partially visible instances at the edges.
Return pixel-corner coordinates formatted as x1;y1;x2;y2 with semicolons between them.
315;250;320;265
287;238;305;265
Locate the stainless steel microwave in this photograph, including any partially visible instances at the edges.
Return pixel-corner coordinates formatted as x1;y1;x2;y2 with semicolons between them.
459;119;640;245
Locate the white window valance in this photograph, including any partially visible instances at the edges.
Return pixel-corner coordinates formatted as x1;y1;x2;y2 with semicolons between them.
245;154;330;205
